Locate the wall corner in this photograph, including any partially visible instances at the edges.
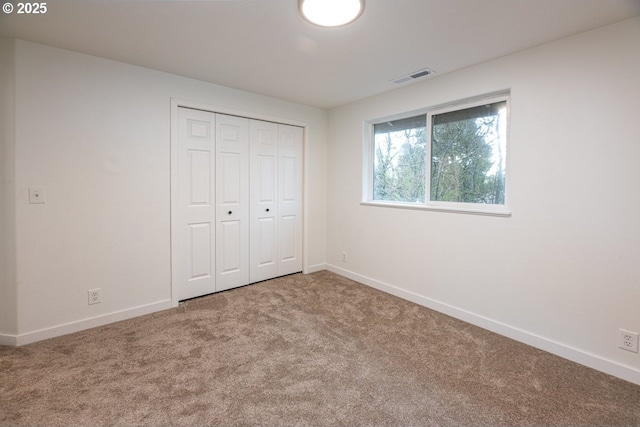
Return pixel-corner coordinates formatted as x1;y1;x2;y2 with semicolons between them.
0;37;18;339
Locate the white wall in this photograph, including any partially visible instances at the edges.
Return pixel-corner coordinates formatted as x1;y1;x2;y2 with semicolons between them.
4;39;327;343
0;38;18;341
326;17;640;384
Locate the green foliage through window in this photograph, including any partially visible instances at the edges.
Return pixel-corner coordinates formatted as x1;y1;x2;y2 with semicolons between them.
371;97;508;207
373;115;426;203
430;101;506;204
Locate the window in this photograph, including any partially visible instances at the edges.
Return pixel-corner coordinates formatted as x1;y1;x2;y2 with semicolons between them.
373;115;427;203
364;93;510;215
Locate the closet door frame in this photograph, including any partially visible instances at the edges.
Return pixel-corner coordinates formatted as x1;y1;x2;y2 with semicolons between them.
170;98;309;307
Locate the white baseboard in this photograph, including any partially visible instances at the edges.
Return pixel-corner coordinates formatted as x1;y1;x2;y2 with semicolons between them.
305;263;327;274
0;333;18;346
7;299;173;346
326;264;640;386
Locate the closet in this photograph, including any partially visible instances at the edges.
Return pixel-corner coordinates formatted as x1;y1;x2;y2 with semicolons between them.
176;107;303;301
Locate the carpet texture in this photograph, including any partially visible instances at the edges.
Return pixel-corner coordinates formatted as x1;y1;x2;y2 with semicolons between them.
1;271;639;426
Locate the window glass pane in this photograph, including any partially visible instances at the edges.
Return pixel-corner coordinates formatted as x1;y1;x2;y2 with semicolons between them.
373;115;426;203
430;101;507;204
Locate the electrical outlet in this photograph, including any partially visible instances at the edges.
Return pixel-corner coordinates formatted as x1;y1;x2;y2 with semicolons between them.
341;252;347;263
619;329;639;353
28;187;45;204
88;289;101;305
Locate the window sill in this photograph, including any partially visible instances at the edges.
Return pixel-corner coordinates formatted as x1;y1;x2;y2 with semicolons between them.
360;201;512;217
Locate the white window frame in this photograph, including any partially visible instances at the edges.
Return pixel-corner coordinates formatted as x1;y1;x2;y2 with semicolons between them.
362;91;511;217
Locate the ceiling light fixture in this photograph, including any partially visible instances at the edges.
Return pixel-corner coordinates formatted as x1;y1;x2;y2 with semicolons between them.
299;0;364;27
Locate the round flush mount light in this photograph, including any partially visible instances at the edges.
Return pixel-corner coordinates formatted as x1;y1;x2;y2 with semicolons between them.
299;0;364;27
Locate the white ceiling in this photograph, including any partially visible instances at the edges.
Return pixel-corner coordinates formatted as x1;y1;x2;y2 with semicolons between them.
1;0;639;109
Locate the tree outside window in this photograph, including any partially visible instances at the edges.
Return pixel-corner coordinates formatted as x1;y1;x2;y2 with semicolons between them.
371;96;508;209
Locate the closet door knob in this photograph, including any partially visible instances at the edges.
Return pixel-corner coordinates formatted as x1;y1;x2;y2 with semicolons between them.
266;208;270;212
228;211;232;215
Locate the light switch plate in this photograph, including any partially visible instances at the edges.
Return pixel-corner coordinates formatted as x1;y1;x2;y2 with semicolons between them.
29;187;45;204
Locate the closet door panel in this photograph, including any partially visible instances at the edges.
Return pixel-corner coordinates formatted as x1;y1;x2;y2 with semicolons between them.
250;120;279;282
219;220;242;273
216;114;250;291
177;108;216;300
279;215;296;262
277;124;303;276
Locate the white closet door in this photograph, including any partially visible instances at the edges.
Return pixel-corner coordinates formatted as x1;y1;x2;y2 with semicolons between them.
277;124;303;276
249;120;279;283
215;114;250;291
177;107;216;300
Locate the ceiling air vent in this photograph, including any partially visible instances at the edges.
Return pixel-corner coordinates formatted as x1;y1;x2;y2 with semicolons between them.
391;68;435;85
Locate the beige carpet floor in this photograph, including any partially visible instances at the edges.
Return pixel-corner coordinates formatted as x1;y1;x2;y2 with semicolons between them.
1;270;639;426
